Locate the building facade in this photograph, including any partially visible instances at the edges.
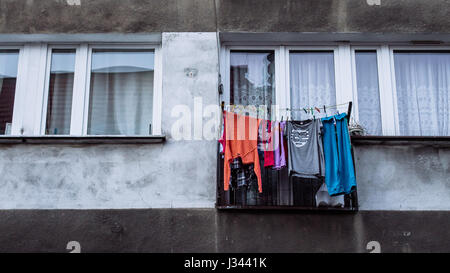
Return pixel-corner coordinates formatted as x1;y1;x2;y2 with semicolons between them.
0;0;449;252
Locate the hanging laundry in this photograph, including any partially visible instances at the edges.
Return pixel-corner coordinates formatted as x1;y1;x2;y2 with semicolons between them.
223;111;263;193
262;120;275;167
315;182;344;208
286;119;325;178
321;113;357;196
229;157;257;188
273;121;286;170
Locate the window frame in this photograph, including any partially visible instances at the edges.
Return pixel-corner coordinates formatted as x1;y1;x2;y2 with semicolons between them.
6;42;162;137
82;44;162;136
222;44;355;123
39;44;79;135
221;43;450;137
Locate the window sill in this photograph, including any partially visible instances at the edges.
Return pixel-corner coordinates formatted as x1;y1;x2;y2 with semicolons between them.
351;135;450;146
0;135;166;144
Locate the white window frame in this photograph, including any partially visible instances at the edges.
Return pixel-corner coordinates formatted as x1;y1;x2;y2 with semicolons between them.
221;44;356;122
5;42;163;137
350;46;395;136
388;46;450;136
221;43;450;137
38;44;79;135
0;45;24;136
81;44;162;136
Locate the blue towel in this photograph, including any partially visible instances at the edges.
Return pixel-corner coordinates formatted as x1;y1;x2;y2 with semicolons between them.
321;113;357;196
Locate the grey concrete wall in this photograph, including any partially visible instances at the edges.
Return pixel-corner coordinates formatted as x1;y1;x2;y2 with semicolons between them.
0;209;448;252
216;0;450;33
0;0;216;33
1;140;449;210
0;0;449;34
354;142;450;210
0;32;219;209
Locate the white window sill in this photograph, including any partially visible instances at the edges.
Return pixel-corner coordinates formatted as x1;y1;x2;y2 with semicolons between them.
351;135;450;146
0;135;166;144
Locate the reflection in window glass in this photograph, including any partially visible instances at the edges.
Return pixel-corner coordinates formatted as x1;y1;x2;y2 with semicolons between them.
230;51;275;118
88;49;154;135
394;51;450;136
289;51;336;120
355;51;382;135
46;49;76;135
0;50;19;135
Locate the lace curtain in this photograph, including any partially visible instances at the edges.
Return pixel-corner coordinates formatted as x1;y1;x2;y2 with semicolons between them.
230;51;275;119
355;51;383;135
394;52;450;136
289;51;336;120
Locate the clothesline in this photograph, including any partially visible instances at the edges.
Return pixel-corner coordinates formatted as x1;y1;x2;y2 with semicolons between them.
221;101;353;125
222;101;352;115
283;102;351;112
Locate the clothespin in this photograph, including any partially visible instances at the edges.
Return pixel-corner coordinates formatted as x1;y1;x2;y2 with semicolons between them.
323;105;327;117
303;108;308;114
315;107;321;113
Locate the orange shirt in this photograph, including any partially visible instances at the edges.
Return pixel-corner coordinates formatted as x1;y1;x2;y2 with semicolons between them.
223;111;262;193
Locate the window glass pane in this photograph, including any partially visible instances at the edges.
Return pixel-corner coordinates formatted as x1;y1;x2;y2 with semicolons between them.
0;50;19;135
229;51;276;206
46;49;76;135
355;50;382;135
289;51;336;120
394;51;450;136
87;49;154;135
230;51;275;118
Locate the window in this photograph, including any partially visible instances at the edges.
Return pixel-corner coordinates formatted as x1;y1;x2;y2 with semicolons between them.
87;49;155;135
393;51;450;136
230;50;275;119
289;51;336;120
0;43;161;137
0;50;19;135
45;49;76;135
353;50;382;135
222;45;450;138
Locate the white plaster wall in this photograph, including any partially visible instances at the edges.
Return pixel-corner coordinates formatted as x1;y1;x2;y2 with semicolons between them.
0;32;219;209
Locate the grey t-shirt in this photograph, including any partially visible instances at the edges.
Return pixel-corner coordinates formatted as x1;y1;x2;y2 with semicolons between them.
286;119;325;178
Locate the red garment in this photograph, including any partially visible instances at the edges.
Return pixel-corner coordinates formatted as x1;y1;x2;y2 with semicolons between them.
263;120;274;167
223;111;263;193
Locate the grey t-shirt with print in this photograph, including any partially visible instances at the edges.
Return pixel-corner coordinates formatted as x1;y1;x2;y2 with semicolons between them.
286;119;325;178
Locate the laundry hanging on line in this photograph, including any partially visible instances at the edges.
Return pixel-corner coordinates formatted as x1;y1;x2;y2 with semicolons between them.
219;102;356;198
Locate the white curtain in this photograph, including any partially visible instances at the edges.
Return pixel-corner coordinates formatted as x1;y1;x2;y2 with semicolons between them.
88;70;154;135
355;51;383;135
394;52;450;136
289;52;336;120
